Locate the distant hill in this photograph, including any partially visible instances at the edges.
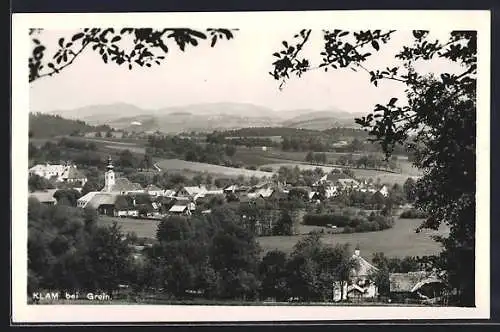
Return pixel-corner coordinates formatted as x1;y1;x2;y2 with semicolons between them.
37;102;363;133
281;110;357;130
29;113;113;138
214;127;323;138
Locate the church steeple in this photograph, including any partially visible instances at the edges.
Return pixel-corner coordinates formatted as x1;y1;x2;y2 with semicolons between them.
106;155;114;170
104;156;115;192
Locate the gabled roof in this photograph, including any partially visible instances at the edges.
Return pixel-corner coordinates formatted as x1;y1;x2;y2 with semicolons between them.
180;185;208;196
169;205;188;212
106;177;143;193
85;193;120;209
63;166;87;180
351;252;378;277
389;271;443;293
145;184;162;192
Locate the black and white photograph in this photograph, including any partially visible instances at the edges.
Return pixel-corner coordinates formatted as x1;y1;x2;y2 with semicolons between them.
11;10;491;323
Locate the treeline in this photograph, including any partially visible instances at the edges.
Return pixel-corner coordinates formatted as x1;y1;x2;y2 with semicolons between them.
210;127;320;138
29;139;153;172
304;212;394;233
29;112;112;138
28;199;429;303
337;153;399;170
148;135;237;166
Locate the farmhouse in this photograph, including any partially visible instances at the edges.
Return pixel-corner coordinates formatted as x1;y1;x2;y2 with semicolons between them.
176;185;208;200
76;191;139;217
333;249;379;302
29;163;66;180
168;204;192;216
29;163;88;186
389;271;446;303
145;184;163;196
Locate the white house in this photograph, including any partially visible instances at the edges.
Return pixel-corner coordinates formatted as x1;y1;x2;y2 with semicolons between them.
169;204;192;216
333;249;379;302
29;164;66;180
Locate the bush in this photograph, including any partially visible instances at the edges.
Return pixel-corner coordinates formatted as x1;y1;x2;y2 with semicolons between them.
400;208;428;219
260;167;274;173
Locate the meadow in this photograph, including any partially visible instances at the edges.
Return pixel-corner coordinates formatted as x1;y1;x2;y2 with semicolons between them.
155;158;274;178
258;217;448;261
99;216;448;262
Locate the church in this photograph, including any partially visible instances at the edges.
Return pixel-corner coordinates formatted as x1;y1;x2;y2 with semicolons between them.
76;156;144;215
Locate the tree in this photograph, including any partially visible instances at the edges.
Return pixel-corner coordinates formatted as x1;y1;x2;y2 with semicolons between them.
28;174;54;192
403;177;417;203
224;145;237;157
53;189;82;207
259;250;289;301
271;30;477;305
29;28;237;83
273;210;293;236
305;151;314;163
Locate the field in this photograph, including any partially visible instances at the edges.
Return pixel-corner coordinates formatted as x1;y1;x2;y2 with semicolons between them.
99;216;448;261
99;216;162;238
155;158;275;178
258;217;448;261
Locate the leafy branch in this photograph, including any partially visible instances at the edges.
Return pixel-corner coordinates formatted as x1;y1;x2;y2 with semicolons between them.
29;28;238;83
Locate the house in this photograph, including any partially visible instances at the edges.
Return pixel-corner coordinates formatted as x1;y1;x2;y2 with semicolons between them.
333;249;379;302
168;204;192;216
29;164;66;180
29;189;58;205
337;178;360;189
145;184;163;196
77;192;121;216
247;187;274;199
60;165;88;186
162;189;176;198
389;271;446;303
176;185;208;200
377;185;389;197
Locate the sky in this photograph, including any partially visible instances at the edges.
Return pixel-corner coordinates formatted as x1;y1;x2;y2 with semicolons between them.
29;28;462;114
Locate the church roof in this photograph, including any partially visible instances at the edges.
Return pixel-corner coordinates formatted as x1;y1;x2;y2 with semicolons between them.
106;177;143;193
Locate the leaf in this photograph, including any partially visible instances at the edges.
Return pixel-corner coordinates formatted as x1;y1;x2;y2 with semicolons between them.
103;53;108;63
273;52;280;58
187;29;207;40
111;36;122;43
388;98;398;106
33;39;40;45
71;33;84;41
211;35;217;47
128;64;132;70
47;62;54;68
339;31;349;37
66;42;73;48
371;40;379;51
282;41;288;48
58;38;64;47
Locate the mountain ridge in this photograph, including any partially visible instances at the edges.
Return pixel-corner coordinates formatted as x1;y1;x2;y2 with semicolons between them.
35;102;360;133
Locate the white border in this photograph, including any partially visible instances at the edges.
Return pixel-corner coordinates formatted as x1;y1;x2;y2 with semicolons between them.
12;10;491;323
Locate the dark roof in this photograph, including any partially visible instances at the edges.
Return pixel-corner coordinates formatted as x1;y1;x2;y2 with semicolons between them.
389;272;443;293
109;177;143;192
65;167;87;180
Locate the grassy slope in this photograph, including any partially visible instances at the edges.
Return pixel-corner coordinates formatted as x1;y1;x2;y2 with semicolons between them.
99;216;448;261
258;217;448;260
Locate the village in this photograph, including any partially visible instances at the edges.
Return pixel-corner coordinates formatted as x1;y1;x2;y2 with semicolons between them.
27;156;446;305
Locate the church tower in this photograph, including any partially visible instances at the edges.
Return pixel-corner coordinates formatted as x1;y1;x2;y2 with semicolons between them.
103;156;115;192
